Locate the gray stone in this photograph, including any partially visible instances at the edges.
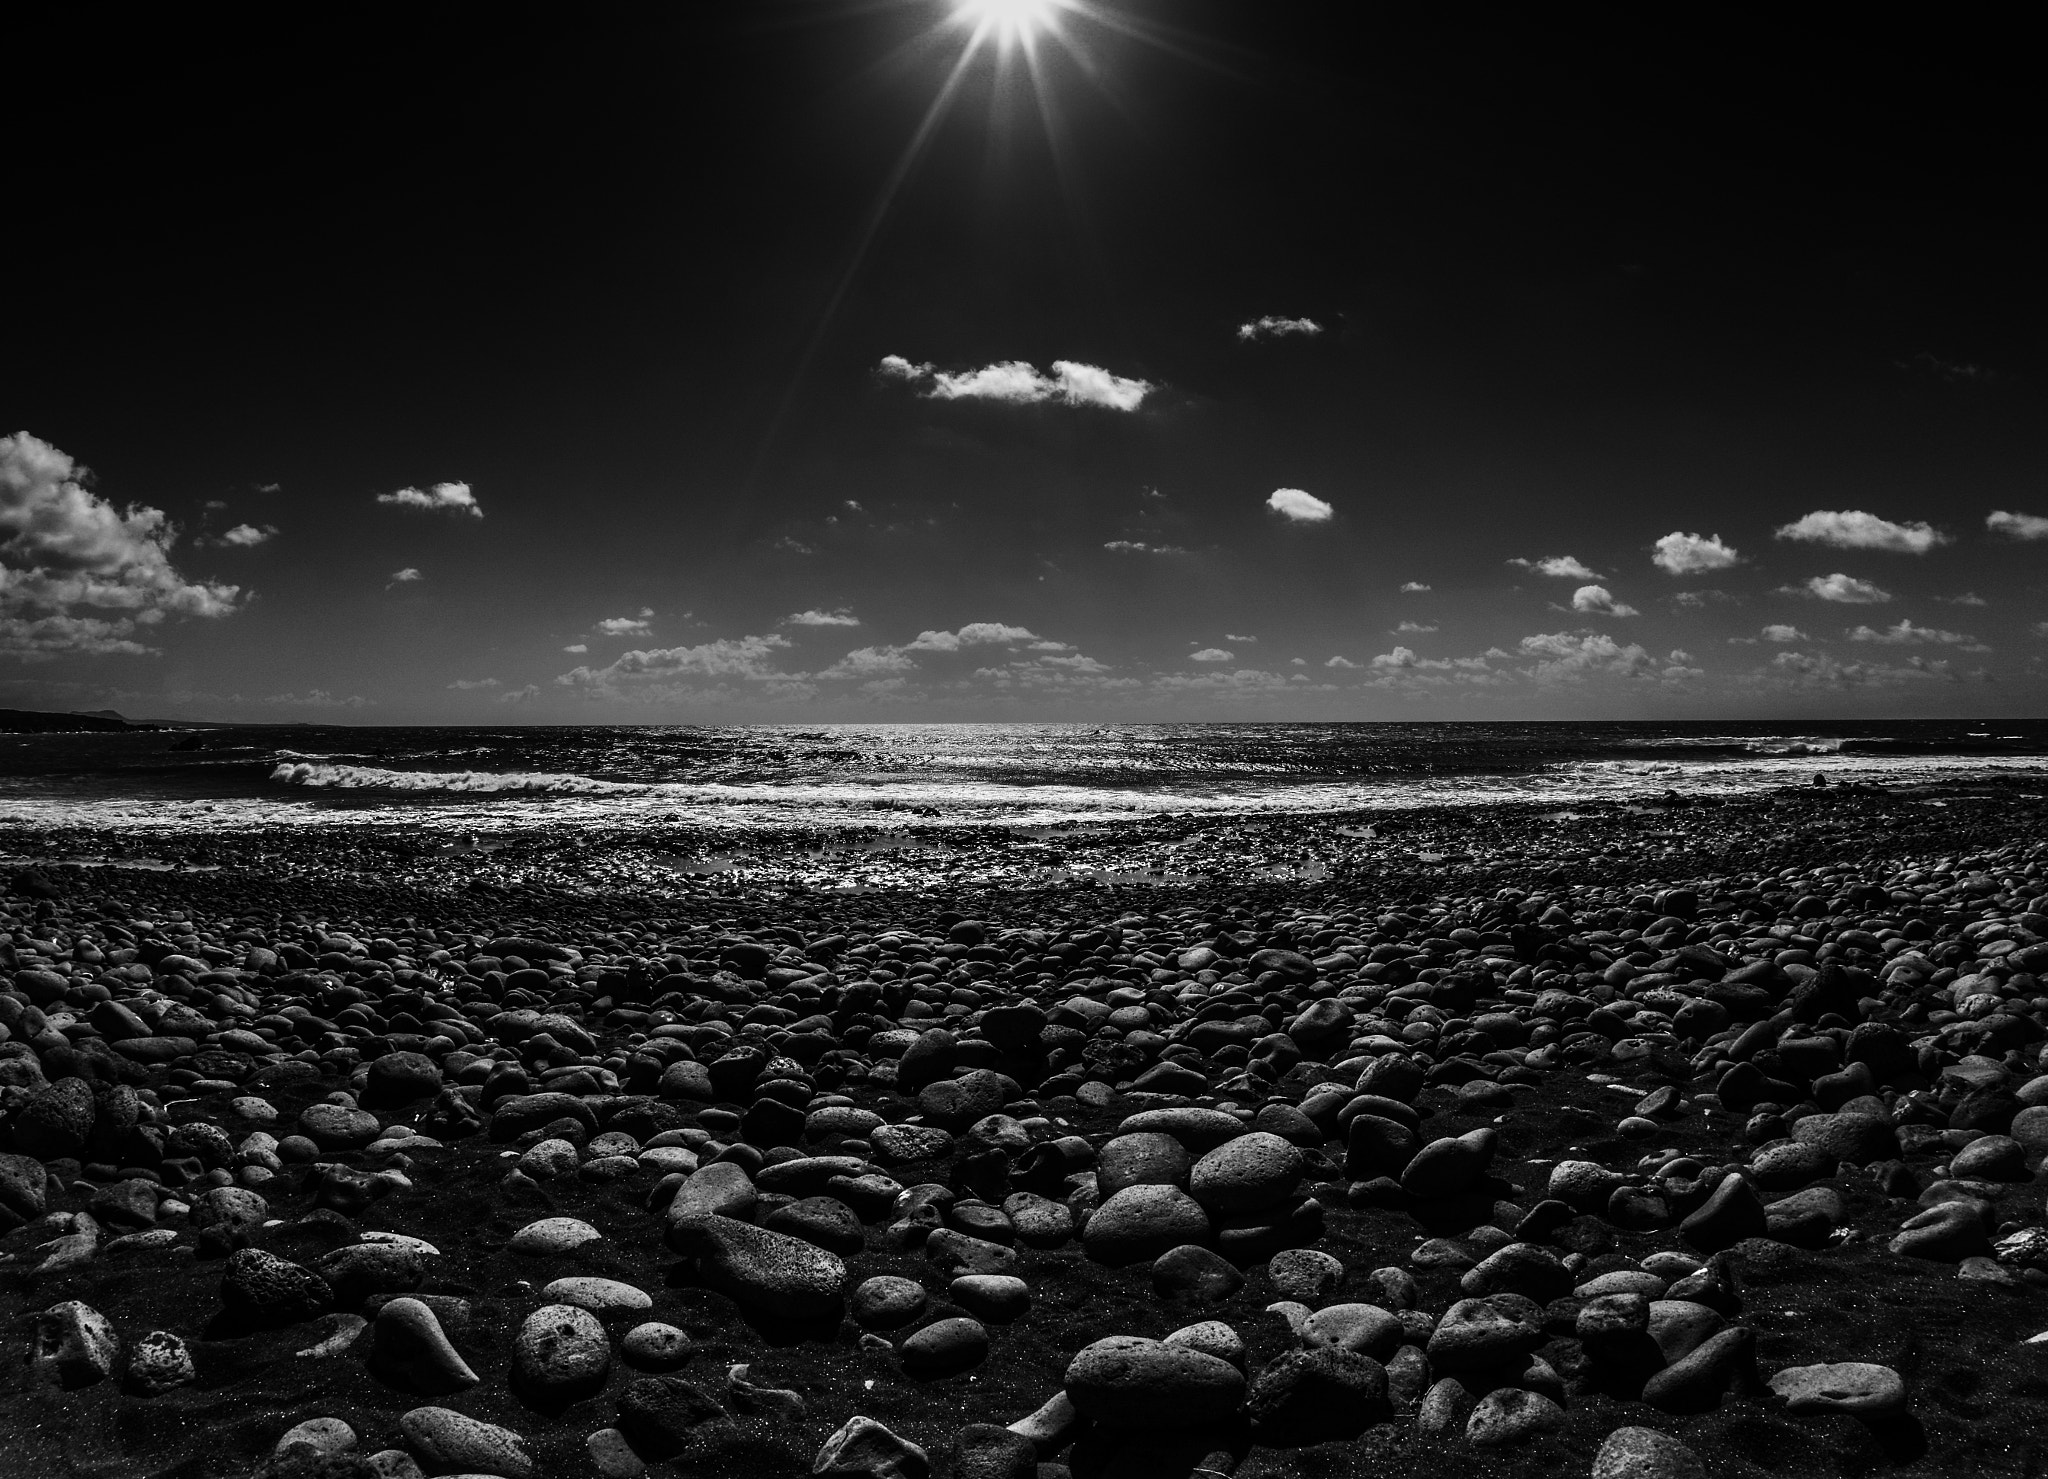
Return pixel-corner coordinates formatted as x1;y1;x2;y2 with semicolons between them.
399;1406;537;1479
1162;1319;1247;1369
1592;1426;1706;1479
1400;1128;1494;1198
1245;1345;1390;1447
124;1330;195;1395
543;1276;653;1314
1152;1243;1244;1303
620;1321;693;1369
615;1375;725;1460
667;1213;846;1321
1096;1132;1192;1197
900;1316;989;1377
1267;1247;1344;1303
276;1417;357;1456
852;1275;930;1329
950;1274;1030;1321
586;1427;646;1479
370;1297;479;1394
727;1361;806;1418
33;1301;119;1387
1188;1132;1303;1213
1465;1388;1564;1446
1064;1334;1247;1427
814;1415;930;1479
298;1102;382;1151
508;1216;602;1255
1425;1298;1541;1372
1768;1361;1907;1414
222;1248;332;1324
1083;1184;1211;1265
667;1160;757;1223
513;1303;611;1402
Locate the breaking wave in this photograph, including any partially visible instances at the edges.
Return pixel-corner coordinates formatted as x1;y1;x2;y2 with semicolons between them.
269;762;644;796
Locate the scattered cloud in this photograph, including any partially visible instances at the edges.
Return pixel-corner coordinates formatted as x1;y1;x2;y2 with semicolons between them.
1399;581;1431;593
1846;619;1985;649
1901;353;1992;383
1775;509;1947;553
1266;488;1334;524
1394;620;1437;634
878;356;1154;411
388;568;423;584
817;645;918;679
557;634;795;694
1569;584;1638;617
1236;315;1322;342
375;480;480;517
1939;592;1988;607
1763;650;1963;689
1652;531;1740;575
1988;510;2048;541
1516;631;1662;682
1510;555;1600;579
0;430;240;659
907;622;1038;652
1103;540;1190;554
447;677;500;690
562;643;588;654
210;523;276;548
772;535;816;555
1325;655;1360;669
784;608;860;627
254;690;373;709
1785;572;1891;604
597;610;655;636
1761;624;1807;642
1224;634;1257;644
1189;648;1234;663
1672;589;1732;608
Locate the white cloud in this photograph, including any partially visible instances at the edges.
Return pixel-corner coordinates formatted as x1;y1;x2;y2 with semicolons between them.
1325;655;1360;669
1940;592;1987;607
562;642;588;654
1988;510;2048;541
1190;648;1234;663
1672;590;1730;608
389;568;423;584
817;646;918;679
0;431;241;659
1786;572;1891;604
1394;621;1437;634
447;677;500;690
375;481;480;518
215;523;276;548
1570;584;1638;617
1103;540;1190;554
907;622;1038;651
255;690;372;709
879;356;1154;411
1236;315;1323;341
1761;624;1806;642
1775;509;1947;553
1510;554;1600;579
784;608;860;627
1517;631;1660;682
1764;650;1960;688
558;634;794;692
1399;581;1431;593
1846;619;1984;648
1224;633;1256;644
1266;488;1334;524
1652;531;1740;575
597;614;653;636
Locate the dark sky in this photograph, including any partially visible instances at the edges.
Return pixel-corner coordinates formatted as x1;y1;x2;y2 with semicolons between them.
5;2;2042;720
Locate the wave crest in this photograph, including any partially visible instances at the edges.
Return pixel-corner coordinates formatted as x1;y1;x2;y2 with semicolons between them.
268;762;643;796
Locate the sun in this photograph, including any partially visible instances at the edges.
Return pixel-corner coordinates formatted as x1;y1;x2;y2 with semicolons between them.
952;0;1068;51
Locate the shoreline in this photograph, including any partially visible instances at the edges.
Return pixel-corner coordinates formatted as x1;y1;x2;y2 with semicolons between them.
3;775;2048;1474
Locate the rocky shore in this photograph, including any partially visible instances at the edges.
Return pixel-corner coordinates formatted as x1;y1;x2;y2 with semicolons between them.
6;775;2048;1477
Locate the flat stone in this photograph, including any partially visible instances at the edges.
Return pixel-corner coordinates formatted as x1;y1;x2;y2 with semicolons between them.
1064;1334;1247;1427
399;1406;537;1479
901;1316;990;1378
542;1276;653;1314
1768;1361;1907;1414
620;1322;693;1369
1267;1248;1344;1303
667;1213;846;1322
1592;1426;1706;1479
508;1216;602;1255
1466;1388;1564;1446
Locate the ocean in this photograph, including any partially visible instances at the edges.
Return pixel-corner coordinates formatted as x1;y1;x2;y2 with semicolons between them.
3;720;2046;838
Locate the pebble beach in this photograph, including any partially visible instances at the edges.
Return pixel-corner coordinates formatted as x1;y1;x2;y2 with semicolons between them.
8;772;2048;1478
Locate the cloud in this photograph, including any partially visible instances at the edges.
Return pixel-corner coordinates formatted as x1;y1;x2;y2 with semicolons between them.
562;642;588;654
1785;572;1891;604
784;608;860;627
1325;655;1360;669
1394;621;1437;634
1988;510;2048;541
1940;592;1987;607
213;523;276;548
1399;581;1431;593
907;622;1038;651
1774;509;1947;553
1652;531;1739;575
1224;634;1257;644
1672;589;1732;608
1570;584;1638;617
1763;650;1962;688
1510;555;1600;579
1103;540;1190;554
255;690;372;709
597;614;653;636
879;356;1154;411
387;568;423;586
557;634;795;692
1189;648;1234;663
375;480;480;517
447;677;501;690
1236;315;1323;341
1761;624;1806;642
1846;619;1985;649
1516;631;1661;682
0;430;241;659
817;645;918;679
1266;488;1334;524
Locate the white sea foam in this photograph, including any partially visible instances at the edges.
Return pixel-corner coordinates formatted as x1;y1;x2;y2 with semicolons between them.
268;762;647;796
